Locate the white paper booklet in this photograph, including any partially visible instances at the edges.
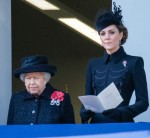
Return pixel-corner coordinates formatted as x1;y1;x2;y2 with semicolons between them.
78;82;123;113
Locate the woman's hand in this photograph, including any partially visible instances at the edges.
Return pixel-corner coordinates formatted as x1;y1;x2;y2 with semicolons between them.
102;108;122;122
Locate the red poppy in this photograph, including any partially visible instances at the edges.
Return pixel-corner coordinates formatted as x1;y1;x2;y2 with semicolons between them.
51;91;64;102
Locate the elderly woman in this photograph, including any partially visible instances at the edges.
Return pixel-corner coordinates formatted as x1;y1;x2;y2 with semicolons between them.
7;55;75;124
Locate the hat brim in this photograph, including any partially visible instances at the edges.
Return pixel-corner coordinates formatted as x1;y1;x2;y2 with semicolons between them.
14;64;57;78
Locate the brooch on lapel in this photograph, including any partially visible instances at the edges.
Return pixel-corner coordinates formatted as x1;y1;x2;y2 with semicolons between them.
122;60;127;67
50;91;64;106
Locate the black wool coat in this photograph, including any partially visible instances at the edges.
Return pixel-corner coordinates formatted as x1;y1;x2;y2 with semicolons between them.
7;84;75;124
80;46;149;123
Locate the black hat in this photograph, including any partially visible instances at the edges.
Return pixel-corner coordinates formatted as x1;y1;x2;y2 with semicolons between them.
14;55;57;78
95;2;123;32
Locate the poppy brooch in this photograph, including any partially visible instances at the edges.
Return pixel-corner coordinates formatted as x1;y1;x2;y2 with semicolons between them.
50;91;64;106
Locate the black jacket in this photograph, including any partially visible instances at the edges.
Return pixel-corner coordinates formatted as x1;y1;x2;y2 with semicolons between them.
80;46;149;123
7;84;75;124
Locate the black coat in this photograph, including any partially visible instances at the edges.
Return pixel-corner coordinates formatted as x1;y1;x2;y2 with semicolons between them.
80;46;149;123
7;84;75;124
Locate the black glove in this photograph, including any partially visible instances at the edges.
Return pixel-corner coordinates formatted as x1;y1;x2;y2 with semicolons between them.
81;118;89;124
102;108;122;122
80;105;95;124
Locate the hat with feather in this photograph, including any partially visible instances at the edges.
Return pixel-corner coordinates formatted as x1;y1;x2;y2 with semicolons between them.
95;2;123;32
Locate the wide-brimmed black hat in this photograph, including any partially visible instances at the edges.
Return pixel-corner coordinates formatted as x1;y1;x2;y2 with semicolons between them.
14;55;57;78
95;2;123;32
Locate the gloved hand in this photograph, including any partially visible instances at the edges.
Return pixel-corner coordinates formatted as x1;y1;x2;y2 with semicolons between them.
80;106;95;124
102;108;122;122
102;108;116;115
81;118;89;124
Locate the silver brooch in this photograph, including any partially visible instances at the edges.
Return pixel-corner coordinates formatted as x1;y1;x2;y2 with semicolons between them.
122;60;127;67
50;99;60;106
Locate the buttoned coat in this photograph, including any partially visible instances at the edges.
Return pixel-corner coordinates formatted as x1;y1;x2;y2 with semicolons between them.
7;84;75;124
80;46;149;123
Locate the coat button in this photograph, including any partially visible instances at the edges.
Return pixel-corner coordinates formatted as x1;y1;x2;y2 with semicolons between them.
32;110;35;114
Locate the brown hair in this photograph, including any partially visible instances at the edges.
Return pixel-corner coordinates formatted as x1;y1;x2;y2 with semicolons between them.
116;24;128;45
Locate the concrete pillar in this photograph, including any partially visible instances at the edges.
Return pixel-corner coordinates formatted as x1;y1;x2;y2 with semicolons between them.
113;0;150;122
0;0;11;124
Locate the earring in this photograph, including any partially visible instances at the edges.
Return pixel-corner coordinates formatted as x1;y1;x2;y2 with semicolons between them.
119;40;121;45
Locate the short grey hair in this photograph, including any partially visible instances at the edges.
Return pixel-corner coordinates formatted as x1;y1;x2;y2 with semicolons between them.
43;72;51;83
20;72;51;83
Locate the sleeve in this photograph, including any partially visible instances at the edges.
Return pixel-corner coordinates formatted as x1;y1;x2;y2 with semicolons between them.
7;95;14;124
132;57;149;114
61;93;75;124
120;57;149;119
85;60;94;95
80;60;95;123
103;57;149;122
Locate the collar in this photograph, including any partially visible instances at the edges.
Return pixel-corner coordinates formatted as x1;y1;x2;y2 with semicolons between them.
23;83;55;100
103;46;126;64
